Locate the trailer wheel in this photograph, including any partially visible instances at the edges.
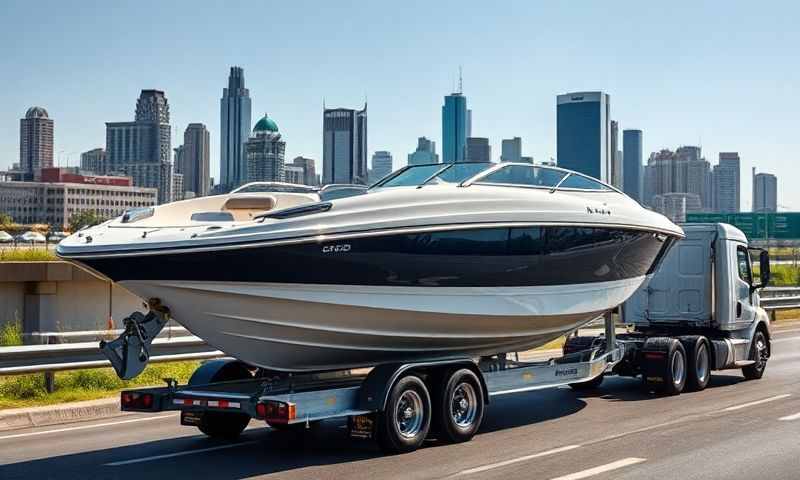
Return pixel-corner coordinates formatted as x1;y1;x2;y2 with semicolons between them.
742;330;769;380
681;336;711;391
376;375;431;454
189;360;252;439
433;369;484;444
643;338;686;395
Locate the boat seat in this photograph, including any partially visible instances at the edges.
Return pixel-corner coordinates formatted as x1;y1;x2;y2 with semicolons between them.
222;195;276;221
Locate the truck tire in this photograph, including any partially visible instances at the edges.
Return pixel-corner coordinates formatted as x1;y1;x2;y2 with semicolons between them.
642;337;687;395
433;369;484;444
376;375;431;454
742;330;769;380
189;360;252;439
680;336;711;391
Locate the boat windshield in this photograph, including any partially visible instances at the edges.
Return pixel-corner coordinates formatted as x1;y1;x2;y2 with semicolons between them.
372;162;493;189
231;182;319;194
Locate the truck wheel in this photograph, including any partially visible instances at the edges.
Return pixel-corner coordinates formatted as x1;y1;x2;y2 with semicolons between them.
569;373;604;390
643;338;687;395
376;375;431;454
433;369;484;443
681;336;711;391
742;330;769;380
189;360;252;439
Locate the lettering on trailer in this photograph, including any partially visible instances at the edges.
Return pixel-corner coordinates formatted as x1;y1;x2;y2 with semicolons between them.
555;367;579;377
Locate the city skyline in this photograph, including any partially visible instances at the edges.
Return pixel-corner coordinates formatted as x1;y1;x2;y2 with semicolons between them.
1;1;797;209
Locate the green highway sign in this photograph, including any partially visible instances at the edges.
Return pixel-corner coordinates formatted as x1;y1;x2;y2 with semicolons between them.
685;212;800;240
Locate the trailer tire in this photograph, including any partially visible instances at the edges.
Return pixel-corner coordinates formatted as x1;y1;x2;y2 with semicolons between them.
742;329;769;380
376;375;431;454
643;337;686;395
189;360;252;439
433;369;484;444
569;373;604;390
681;336;711;391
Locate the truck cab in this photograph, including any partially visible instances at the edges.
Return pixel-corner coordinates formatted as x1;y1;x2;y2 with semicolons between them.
614;223;772;392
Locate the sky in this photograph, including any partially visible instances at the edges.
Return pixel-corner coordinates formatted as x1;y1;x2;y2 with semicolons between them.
1;0;798;210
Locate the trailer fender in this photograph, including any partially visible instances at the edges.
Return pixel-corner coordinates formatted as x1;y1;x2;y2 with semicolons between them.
188;359;252;386
358;359;486;412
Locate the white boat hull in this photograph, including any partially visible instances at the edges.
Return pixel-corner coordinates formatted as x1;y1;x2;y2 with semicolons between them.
120;277;645;371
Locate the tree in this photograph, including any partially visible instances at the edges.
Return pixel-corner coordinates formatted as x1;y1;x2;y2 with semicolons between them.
68;211;105;233
0;212;12;225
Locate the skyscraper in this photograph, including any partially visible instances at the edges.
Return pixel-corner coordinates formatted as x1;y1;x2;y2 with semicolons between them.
106;90;173;204
500;137;522;162
80;148;106;174
556;92;611;182
713;152;740;213
246;114;285;183
442;91;468;163
370;151;393;183
752;168;777;213
622;129;642;202
19;106;54;181
609;121;623;188
292;156;317;186
220;66;252;190
183;123;210;197
323;104;368;184
465;137;491;162
408;137;438;165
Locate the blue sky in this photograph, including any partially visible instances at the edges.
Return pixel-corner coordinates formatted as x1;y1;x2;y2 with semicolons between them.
1;1;797;209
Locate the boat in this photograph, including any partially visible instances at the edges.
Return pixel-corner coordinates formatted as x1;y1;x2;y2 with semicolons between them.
57;163;683;372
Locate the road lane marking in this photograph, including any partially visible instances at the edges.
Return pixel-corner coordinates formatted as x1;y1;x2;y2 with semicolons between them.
0;414;177;441
772;336;800;343
722;394;791;412
455;445;582;476
105;440;258;466
548;457;646;480
779;412;800;421
773;327;800;334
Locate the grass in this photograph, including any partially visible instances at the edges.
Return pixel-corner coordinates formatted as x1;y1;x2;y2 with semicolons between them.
0;319;23;347
0;361;200;410
0;247;58;262
768;264;800;286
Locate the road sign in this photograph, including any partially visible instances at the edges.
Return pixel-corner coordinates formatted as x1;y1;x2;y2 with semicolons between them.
685;212;800;240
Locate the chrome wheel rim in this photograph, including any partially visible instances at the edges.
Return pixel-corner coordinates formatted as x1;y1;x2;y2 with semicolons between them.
672;350;685;386
696;343;709;382
755;335;768;366
395;390;424;438
450;382;478;428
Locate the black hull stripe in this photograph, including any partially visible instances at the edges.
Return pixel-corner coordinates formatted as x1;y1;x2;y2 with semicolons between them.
74;226;671;287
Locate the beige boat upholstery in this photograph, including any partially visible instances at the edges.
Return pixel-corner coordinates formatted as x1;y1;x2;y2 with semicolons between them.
222;196;277;221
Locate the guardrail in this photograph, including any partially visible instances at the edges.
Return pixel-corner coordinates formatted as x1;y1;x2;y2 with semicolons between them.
0;336;223;376
760;286;800;320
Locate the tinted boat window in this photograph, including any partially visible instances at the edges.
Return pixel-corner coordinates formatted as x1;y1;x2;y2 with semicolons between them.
508;227;545;254
190;212;235;222
476;165;566;187
546;227;603;253
557;174;610;190
412;228;508;255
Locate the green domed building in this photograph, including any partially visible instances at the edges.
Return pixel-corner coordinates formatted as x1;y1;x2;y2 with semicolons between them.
245;114;285;182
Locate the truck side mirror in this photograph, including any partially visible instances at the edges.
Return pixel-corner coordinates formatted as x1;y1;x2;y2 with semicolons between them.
758;250;770;288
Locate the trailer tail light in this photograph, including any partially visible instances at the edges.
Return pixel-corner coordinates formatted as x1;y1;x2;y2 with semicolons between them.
261;401;296;424
121;392;154;410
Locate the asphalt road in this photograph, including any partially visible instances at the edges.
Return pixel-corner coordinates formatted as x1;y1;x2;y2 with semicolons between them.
2;324;799;480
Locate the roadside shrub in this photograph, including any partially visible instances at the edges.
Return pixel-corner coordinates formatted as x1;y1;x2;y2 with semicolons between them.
0;318;23;346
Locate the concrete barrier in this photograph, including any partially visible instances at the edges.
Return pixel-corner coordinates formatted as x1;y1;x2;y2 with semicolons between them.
0;261;147;342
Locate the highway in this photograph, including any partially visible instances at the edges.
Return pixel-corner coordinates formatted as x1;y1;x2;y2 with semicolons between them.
1;324;799;480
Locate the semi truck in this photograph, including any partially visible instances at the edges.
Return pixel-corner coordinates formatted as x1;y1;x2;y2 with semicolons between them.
116;223;771;453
